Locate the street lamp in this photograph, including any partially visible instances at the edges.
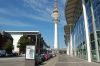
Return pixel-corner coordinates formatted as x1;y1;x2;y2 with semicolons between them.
28;37;31;45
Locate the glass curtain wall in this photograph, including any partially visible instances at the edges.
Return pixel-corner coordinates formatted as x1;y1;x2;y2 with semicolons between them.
72;0;100;62
86;1;97;61
97;31;100;60
86;0;100;61
93;0;100;61
72;14;87;59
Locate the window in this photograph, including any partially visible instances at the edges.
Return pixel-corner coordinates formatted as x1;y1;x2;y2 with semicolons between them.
97;31;100;39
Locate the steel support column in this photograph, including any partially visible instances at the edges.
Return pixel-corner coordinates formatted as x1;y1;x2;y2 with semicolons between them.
89;0;100;62
69;25;73;56
82;0;91;62
74;34;76;56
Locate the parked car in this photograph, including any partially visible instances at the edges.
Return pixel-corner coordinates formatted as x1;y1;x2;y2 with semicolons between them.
40;54;45;61
12;52;18;56
49;53;53;58
52;53;56;57
0;50;6;57
35;54;42;65
44;53;48;61
6;53;13;57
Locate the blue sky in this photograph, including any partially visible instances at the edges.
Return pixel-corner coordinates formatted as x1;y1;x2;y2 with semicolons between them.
0;0;66;48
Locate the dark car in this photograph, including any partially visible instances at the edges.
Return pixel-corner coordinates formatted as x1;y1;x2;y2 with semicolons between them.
0;50;6;57
35;54;42;65
40;54;45;61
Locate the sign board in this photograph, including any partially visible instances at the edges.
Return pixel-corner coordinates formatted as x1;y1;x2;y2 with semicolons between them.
26;45;35;59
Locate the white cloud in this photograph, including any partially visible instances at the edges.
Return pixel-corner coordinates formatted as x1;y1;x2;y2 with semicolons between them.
23;0;66;25
0;0;66;26
0;17;33;26
0;8;51;23
0;21;31;26
23;0;53;21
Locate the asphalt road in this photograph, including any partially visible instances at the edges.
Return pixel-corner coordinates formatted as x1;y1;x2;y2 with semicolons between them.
0;57;25;66
1;54;100;66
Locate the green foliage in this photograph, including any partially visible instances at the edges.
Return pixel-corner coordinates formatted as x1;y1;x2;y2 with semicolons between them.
4;39;13;53
17;35;29;53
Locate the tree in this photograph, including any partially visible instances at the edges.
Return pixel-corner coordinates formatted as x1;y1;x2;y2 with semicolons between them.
17;35;29;53
4;39;14;54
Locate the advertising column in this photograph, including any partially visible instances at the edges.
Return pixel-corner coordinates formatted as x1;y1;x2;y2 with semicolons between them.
25;45;35;66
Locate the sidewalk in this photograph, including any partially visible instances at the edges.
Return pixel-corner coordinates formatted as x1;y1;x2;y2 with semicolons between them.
40;56;58;66
55;54;100;66
40;54;100;66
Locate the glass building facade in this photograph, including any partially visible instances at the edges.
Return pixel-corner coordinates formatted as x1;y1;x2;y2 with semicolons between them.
72;14;87;59
64;0;100;62
93;0;100;62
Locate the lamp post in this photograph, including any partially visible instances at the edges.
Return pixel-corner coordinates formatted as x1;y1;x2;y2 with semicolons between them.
28;37;31;45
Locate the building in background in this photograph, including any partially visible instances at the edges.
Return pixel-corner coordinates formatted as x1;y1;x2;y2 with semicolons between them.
64;0;100;62
5;31;49;54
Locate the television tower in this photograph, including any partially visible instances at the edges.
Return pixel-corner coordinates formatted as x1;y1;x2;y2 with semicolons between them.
52;0;59;49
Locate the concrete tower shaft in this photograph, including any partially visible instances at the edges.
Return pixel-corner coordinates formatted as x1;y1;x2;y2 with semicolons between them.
52;0;59;49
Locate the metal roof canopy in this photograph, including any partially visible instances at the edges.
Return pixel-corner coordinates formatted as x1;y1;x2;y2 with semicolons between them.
5;31;40;35
64;25;70;34
65;0;82;34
